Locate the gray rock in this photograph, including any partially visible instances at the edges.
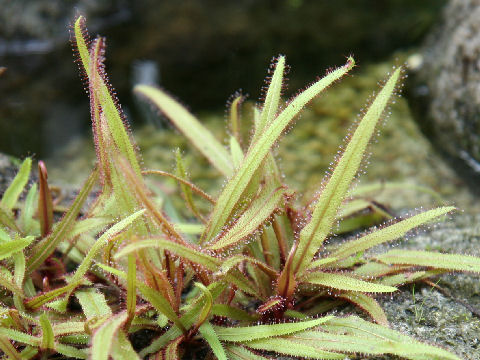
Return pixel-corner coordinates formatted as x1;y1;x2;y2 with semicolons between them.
374;214;480;359
407;0;480;192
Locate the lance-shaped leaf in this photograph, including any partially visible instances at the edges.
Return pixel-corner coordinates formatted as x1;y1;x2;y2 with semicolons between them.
331;207;455;260
211;304;259;322
21;184;38;234
55;343;87;359
251;55;286;144
1;157;31;211
302;272;397;293
292;67;402;275
318;315;460;360
39;313;54;350
199;322;227;360
175;149;205;222
70;209;145;284
376;250;480;273
134;85;233;177
246;337;345;359
111;331;140;360
214;316;333;342
380;269;446;287
203;58;355;244
338;292;388;325
229;94;244;143
26;168;98;275
76;288;112;320
25;280;82;310
73;16;141;177
207;186;285;250
225;345;273;360
0;327;39;346
0;236;33;261
92;311;127;360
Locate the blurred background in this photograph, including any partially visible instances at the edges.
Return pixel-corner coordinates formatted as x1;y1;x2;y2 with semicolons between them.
0;0;446;158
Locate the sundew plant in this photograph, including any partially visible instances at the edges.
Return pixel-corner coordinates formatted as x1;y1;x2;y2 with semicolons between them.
0;15;479;359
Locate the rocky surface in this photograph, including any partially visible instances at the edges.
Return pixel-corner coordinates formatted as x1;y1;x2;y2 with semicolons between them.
376;214;480;360
407;0;480;193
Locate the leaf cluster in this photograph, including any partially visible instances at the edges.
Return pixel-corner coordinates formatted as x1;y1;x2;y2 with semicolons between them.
0;16;478;360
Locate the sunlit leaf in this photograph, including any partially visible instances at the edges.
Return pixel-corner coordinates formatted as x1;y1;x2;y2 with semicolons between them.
292;67;401;275
199;322;227;360
214;316;333;342
302;272;397;293
39;313;54;350
376;250;480;273
331;207;455;260
134;85;233;177
1;157;31;211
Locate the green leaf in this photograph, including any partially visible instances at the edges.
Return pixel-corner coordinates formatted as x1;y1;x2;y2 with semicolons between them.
111;331;140;360
0;236;33;260
207;185;285;250
39;313;54;350
380;270;446;287
21;184;38;234
0;327;39;346
292;67;401;275
203;58;355;245
55;343;87;359
214;316;333;342
134;85;233;177
320;315;460;360
1;157;31;211
199;322;227;360
302;272;397;293
25;280;82;310
52;321;85;336
126;253;137;329
175;149;204;221
229;136;244;169
193;283;213;329
70;209;145;284
76;289;112;319
376;250;480;273
26;168;98;275
331;207;455;260
246;337;344;359
73;16;141;178
211;304;259;322
92;311;127;360
225;345;273;360
338;292;388;325
252;55;286;143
